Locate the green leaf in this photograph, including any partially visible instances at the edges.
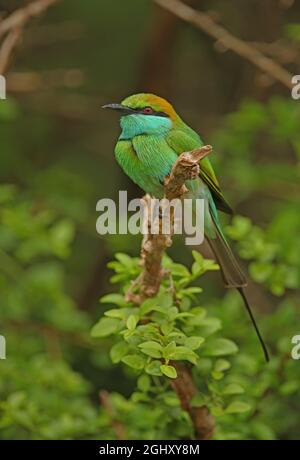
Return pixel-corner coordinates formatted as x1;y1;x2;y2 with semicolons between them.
279;380;299;396
138;341;163;359
175;312;194;319
178;287;202;300
211;406;225;417
161;322;174;336
170;263;190;278
126;314;138;330
169;346;198;365
188;307;206;323
50;219;75;258
91;318;120;338
140;298;158;315
138;341;162;350
222;383;245;395
285;23;300;41
202;259;219;272
101;294;127;308
185;336;205;350
167;307;179;321
189;316;222;336
192;250;204;266
162;341;177;359
137;375;151;392
214;359;231;373
226;216;252;240
131;391;150;403
192;262;202;276
145;360;162;376
211;370;224;380
202;338;238;357
160;365;177;379
110;342;129;363
162;392;180;407
115;252;135;267
251;421;276;440
122;354;145;370
157;292;174;309
141;304;166;316
140;348;162;358
104;309;126;320
225;401;251;414
110;273;128;284
191;393;208;407
249;262;273;283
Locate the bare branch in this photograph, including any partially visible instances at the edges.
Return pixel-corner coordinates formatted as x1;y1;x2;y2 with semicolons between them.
153;0;293;90
164;145;212;200
170;362;215;440
0;0;60;74
128;145;215;439
251;40;300;65
0;0;60;38
0;27;22;74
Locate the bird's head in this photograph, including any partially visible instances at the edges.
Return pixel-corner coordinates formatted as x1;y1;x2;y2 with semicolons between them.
102;93;180;139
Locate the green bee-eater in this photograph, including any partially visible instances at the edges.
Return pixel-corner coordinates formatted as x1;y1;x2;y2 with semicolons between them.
103;93;269;361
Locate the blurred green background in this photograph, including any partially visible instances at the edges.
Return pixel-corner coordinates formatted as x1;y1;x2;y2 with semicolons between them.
0;0;300;439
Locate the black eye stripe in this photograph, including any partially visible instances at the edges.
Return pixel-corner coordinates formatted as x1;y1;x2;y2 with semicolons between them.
122;105;169;118
138;108;169;118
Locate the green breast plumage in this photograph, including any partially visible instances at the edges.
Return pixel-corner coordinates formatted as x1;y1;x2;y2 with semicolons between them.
115;134;178;197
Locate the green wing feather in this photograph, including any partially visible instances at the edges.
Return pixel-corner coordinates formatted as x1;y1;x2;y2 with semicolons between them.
166;127;233;214
166;126;269;361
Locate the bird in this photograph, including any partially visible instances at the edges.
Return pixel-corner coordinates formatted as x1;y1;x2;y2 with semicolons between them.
103;93;269;362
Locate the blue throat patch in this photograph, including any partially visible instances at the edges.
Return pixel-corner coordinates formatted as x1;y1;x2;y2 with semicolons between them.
119;114;172;139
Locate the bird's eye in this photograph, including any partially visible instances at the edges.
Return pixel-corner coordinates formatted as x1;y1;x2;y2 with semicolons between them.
143;107;154;115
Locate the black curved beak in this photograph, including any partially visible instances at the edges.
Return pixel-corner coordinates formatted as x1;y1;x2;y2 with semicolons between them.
102;103;135;115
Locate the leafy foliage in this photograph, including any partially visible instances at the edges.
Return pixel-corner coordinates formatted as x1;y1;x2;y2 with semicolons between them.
90;237;300;440
91;252;257;439
0;185;108;440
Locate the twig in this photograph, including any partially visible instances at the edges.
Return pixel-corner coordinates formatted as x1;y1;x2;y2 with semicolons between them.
99;390;127;440
125;272;143;303
153;0;293;90
164;145;212;200
0;0;60;38
130;145;215;439
0;0;60;75
0;27;22;74
251;40;300;65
